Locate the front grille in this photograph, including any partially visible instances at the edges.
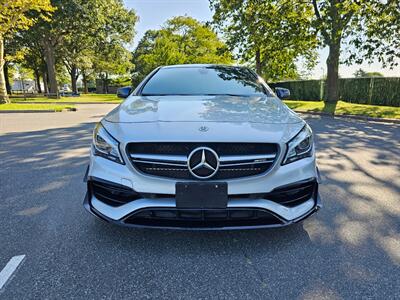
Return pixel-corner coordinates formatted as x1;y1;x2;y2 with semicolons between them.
127;143;278;180
128;143;277;155
124;208;283;228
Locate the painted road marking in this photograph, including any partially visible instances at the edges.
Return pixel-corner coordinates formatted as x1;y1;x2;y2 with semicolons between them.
0;255;26;290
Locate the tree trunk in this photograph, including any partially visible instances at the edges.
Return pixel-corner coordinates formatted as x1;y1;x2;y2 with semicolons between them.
82;71;88;94
70;65;78;93
0;35;9;104
326;41;340;103
21;76;26;100
42;70;49;94
43;39;59;98
4;62;11;95
100;73;105;93
34;69;42;93
255;49;262;74
105;72;109;94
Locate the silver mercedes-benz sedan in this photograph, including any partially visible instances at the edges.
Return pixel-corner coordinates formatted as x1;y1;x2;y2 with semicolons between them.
84;64;321;229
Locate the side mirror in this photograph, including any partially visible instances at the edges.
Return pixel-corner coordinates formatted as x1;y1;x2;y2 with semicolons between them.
117;86;132;98
275;87;290;99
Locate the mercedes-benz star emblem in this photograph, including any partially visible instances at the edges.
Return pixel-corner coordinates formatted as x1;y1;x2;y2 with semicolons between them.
198;126;209;132
187;147;219;179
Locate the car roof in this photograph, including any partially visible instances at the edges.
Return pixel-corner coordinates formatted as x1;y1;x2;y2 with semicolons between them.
160;64;243;69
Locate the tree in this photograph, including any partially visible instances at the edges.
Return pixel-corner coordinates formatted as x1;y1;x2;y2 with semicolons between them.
58;0;137;93
76;50;96;94
9;22;52;93
209;0;318;81
310;0;399;105
132;16;233;86
95;43;134;93
366;72;383;78
25;0;136;97
89;0;137;93
0;0;53;103
17;44;47;93
3;37;27;94
350;1;400;69
310;1;362;104
353;69;367;78
26;0;86;97
353;69;383;78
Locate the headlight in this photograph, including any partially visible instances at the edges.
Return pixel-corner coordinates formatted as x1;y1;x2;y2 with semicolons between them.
282;124;313;165
93;123;124;164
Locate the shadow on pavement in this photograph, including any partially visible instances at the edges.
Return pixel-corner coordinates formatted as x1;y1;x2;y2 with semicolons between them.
0;116;399;298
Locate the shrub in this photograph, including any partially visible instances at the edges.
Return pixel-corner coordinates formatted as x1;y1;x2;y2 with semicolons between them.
270;77;400;107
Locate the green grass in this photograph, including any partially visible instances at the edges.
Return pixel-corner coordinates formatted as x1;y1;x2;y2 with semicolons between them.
284;100;400;119
8;94;400;119
12;93;121;103
0;103;75;112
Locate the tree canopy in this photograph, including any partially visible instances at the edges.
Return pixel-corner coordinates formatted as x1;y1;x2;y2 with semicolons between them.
132;16;233;87
210;0;400;107
2;0;399;107
209;0;318;81
0;0;53;103
0;0;53;36
308;0;399;104
26;0;137;95
348;0;400;69
2;0;137;98
353;69;384;78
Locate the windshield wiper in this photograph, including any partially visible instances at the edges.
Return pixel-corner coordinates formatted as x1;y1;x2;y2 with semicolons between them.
203;93;255;97
141;93;172;96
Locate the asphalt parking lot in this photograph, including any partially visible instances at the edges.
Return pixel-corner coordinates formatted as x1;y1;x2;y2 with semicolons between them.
1;104;399;299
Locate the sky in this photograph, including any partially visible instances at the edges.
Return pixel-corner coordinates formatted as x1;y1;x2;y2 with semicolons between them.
123;0;400;79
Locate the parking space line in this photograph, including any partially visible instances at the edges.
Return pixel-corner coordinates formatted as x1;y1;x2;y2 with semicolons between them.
0;255;26;290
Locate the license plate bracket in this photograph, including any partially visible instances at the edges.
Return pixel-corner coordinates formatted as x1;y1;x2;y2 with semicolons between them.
176;182;228;209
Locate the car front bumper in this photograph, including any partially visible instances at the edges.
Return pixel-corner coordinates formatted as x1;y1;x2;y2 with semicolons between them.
84;147;321;230
83;174;321;230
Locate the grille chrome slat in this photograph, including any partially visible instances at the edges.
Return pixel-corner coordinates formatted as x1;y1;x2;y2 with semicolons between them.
145;167;188;171
127;143;278;180
219;168;262;172
130;153;187;163
219;154;276;162
131;159;187;167
220;160;274;167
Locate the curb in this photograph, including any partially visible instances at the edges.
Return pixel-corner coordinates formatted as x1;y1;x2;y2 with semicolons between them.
12;101;120;105
295;110;400;125
0;107;77;113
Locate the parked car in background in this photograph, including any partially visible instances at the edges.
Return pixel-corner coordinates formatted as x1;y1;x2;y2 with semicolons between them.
84;64;321;230
11;79;40;93
59;84;71;94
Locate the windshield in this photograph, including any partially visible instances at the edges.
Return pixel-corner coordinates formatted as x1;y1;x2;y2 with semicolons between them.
140;66;271;96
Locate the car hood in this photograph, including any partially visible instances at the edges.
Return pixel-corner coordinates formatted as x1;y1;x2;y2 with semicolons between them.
103;95;305;144
104;95;302;124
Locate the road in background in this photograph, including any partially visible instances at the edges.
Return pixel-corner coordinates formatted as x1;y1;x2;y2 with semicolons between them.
1;105;399;299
